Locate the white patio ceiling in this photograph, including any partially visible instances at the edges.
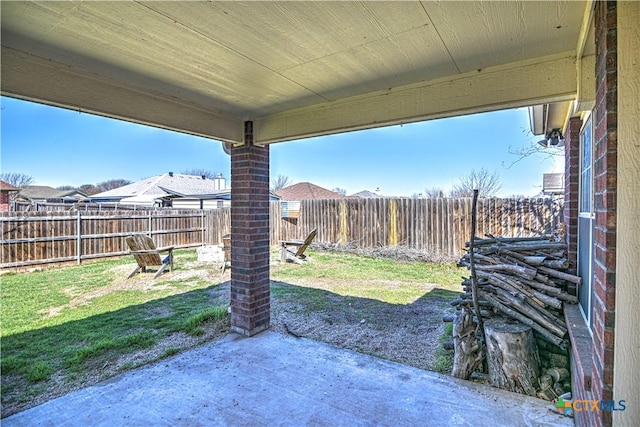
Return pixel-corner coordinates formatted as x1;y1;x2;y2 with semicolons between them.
1;1;594;144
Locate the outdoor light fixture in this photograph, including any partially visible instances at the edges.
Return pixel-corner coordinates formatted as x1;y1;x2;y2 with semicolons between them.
537;128;564;148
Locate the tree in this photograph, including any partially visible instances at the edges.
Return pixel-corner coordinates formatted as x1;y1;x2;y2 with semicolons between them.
78;184;101;196
97;179;131;192
504;128;563;168
180;169;219;179
424;187;445;198
450;168;502;198
0;172;33;188
271;175;293;191
56;185;76;191
332;187;347;196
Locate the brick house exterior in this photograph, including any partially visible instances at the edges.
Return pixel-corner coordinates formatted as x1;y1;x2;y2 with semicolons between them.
0;180;19;212
561;3;638;426
2;2;639;425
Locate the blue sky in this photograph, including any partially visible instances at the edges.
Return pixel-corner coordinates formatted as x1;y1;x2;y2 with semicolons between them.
1;96;561;197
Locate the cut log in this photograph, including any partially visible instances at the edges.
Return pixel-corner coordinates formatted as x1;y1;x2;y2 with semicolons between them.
484;317;540;397
545;367;570;383
522;256;547;266
548;353;570;368
542;259;570;269
537;265;583;285
518;278;579;303
467;236;553;246
482;294;564;346
538;374;558;401
478;242;566;254
489;288;567;338
530;289;563;310
442;314;456;322
466;262;538;280
451;307;483;379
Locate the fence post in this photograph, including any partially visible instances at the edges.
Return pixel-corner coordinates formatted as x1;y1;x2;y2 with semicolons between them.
389;199;398;246
76;211;82;264
339;200;348;244
148;210;152;237
201;209;205;245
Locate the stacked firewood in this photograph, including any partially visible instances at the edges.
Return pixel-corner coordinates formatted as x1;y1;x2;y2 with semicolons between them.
456;235;579;347
448;235;579;400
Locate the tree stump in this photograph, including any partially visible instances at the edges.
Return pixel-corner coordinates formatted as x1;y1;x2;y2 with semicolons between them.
484;317;540;396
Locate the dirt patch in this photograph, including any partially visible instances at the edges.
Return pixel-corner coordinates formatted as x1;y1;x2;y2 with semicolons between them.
313;243;458;264
270;278;454;371
39;262;218;319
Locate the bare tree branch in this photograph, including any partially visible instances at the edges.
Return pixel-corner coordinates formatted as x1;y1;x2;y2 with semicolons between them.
271;175;293;191
180;169;219;179
97;179;131;192
0;172;33;188
424;187;446;198
450;168;502;198
503;128;563;169
78;184;101;195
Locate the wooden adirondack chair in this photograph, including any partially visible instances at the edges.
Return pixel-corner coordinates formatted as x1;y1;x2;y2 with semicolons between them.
125;234;174;279
280;228;317;264
221;234;231;276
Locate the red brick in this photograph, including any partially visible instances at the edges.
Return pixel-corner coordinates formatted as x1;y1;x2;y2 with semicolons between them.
229;124;271;337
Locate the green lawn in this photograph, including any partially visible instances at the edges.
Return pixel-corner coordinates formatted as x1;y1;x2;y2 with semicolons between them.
1;248;463;415
1;250;229;415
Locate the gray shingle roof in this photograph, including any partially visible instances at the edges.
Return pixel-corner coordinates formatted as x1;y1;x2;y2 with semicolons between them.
351;190;380;198
17;186;89;201
90;173;225;200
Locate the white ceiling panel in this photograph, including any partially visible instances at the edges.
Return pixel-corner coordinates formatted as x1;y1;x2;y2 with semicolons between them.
1;1;591;143
421;1;586;73
280;24;458;101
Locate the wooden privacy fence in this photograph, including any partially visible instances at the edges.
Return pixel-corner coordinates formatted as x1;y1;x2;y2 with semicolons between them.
1;197;562;268
271;197;564;258
0;210;229;268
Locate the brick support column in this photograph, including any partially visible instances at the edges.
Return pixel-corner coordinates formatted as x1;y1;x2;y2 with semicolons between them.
591;2;617;426
563;117;582;275
229;121;270;336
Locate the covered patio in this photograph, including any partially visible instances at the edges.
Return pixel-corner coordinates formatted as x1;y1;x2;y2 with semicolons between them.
2;2;638;426
4;331;571;426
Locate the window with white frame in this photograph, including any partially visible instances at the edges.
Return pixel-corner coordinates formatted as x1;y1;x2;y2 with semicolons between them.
578;114;594;327
580;117;593;214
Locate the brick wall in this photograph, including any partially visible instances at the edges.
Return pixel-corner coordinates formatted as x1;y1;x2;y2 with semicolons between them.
591;2;618;426
229;122;271;336
564;117;582;275
564;116;590;427
1;192;10;212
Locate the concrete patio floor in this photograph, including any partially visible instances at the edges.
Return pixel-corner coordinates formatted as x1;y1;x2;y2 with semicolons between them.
5;331;573;426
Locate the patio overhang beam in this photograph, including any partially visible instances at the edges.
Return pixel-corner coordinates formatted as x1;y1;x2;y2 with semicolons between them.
0;47;244;144
2;46;577;147
254;52;578;144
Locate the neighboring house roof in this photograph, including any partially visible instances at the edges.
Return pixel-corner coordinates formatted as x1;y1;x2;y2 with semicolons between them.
162;189;281;201
276;182;346;200
17;185;61;200
0;180;19;192
351;190;380;198
90;173;225;201
17;186;87;201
